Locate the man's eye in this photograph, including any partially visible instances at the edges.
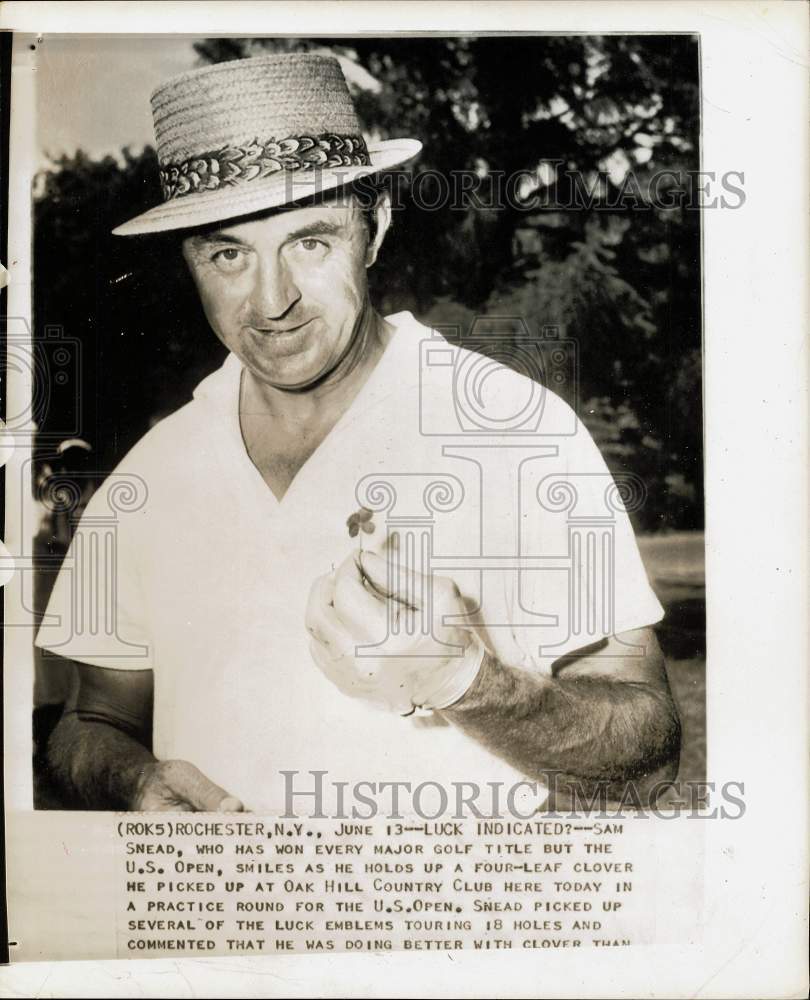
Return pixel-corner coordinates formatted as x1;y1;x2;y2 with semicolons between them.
211;247;246;271
297;238;327;254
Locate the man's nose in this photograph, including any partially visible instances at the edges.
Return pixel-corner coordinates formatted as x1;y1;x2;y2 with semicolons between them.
248;255;301;321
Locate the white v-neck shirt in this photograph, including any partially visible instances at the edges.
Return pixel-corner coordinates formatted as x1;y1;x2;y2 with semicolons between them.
37;312;663;813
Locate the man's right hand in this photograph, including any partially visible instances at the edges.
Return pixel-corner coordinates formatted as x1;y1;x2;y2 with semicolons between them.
46;662;246;811
133;759;244;812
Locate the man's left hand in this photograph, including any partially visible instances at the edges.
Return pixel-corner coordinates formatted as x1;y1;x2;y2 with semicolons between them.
305;551;485;714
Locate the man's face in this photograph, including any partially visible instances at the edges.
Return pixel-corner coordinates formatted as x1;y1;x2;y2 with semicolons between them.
182;197;376;390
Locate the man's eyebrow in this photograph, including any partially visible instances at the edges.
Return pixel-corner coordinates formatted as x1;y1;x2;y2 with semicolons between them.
188;232;251;248
188;219;347;249
283;220;346;241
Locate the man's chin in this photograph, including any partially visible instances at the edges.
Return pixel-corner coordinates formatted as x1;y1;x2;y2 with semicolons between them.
238;323;359;393
244;355;331;393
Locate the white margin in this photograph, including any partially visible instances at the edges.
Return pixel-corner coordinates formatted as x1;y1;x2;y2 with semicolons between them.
0;2;808;998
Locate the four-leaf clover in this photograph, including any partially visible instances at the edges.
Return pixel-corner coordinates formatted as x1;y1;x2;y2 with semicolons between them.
346;507;375;539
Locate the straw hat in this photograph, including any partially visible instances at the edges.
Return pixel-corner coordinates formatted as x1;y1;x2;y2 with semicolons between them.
113;53;422;236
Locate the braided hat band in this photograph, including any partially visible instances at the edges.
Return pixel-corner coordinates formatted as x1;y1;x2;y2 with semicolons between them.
159;133;371;201
113;54;422;236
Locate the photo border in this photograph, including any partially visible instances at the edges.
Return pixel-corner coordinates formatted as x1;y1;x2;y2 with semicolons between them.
1;2;807;997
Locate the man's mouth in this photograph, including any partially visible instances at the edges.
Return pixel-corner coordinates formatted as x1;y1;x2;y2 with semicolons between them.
251;319;313;336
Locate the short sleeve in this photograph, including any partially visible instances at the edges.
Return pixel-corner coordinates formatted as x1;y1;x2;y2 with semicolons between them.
34;471;154;671
509;398;664;671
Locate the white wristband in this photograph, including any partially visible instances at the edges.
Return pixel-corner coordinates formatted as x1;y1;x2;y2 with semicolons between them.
413;633;487;712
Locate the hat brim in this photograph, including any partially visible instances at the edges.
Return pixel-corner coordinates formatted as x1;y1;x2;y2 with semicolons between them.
112;139;422;236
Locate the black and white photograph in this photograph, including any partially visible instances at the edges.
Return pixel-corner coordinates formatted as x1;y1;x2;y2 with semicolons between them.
26;32;705;815
1;2;807;996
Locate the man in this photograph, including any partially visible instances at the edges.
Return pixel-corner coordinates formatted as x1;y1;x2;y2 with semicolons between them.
38;53;679;814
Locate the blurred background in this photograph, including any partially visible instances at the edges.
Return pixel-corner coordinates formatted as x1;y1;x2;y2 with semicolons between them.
31;34;705;801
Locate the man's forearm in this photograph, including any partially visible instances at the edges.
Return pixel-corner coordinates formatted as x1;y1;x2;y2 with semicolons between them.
443;654;681;805
47;711;155;810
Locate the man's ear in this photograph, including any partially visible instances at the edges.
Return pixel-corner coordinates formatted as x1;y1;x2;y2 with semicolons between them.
365;190;392;269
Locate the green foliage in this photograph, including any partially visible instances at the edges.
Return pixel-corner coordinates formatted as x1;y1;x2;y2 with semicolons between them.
33;35;702;529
